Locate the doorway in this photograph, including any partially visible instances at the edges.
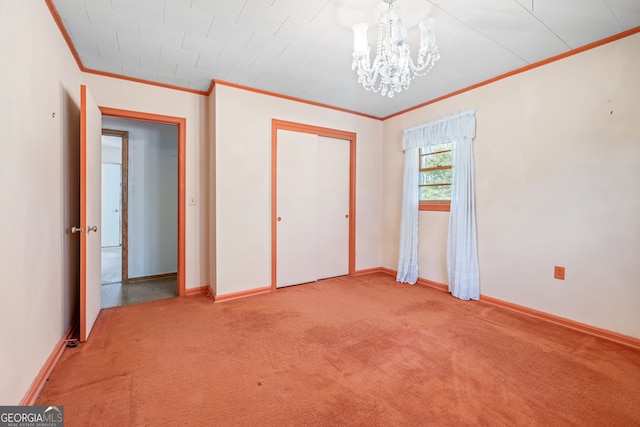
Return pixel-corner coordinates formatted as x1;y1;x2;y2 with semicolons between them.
100;116;180;308
101;129;128;287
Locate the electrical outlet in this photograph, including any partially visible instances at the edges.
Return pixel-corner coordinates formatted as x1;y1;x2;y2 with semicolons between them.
554;266;565;280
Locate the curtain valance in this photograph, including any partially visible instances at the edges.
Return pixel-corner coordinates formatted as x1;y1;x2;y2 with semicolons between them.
402;109;476;151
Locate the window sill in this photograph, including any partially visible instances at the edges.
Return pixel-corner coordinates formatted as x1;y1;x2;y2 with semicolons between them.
419;202;450;212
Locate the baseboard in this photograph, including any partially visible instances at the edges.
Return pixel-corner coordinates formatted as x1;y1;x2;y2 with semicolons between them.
367;267;640;350
416;277;449;292
128;272;177;282
20;317;78;406
185;285;209;296
353;267;387;276
214;286;271;303
480;295;640;350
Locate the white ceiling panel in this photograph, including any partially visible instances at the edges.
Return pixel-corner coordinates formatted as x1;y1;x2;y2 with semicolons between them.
50;0;640;117
226;64;263;86
312;0;374;30
98;46;141;68
85;2;139;38
54;0;89;24
217;45;259;70
272;0;332;23
111;0;165;24
183;33;225;60
207;18;254;49
122;66;159;82
52;0;85;13
139;57;177;77
160;75;191;87
160;45;200;69
430;0;570;63
63;19;118;49
249;55;289;75
118;34;162;61
245;32;290;58
605;0;640;29
434;25;528;78
190;0;245;21
531;0;625;47
139;18;185;49
195;56;233;78
165;0;214;37
237;0;291;37
82;56;124;75
174;65;212;82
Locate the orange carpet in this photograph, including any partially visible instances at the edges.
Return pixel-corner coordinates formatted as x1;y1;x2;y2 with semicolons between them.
37;273;640;426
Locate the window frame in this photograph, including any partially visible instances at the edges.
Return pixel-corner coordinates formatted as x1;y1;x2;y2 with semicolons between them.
418;145;452;212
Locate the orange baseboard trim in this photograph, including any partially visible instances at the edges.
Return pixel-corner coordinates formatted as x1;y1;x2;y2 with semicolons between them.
185;286;210;297
416;277;449;292
21;317;78;405
353;267;387;276
365;268;640;350
480;295;640;350
378;267;396;276
214;286;272;303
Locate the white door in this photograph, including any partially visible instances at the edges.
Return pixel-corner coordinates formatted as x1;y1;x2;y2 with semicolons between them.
276;131;350;288
79;85;102;342
317;136;350;280
101;164;121;247
276;130;318;288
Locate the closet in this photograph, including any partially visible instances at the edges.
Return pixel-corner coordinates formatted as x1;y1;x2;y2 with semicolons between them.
276;130;350;288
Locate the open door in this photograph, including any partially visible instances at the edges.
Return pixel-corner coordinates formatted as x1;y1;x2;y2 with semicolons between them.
79;85;102;342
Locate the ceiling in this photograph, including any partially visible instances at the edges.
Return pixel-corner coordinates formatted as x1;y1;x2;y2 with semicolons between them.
51;0;640;118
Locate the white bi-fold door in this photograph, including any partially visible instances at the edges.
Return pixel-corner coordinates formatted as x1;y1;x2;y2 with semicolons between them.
276;131;350;288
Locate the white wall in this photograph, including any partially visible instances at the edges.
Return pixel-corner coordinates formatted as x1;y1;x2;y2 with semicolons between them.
83;73;210;290
212;85;383;296
102;144;121;164
0;1;209;404
0;1;83;405
102;117;178;278
383;33;640;338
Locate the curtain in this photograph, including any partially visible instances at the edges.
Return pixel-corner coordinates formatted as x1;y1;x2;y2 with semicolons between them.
396;147;420;283
397;110;479;300
447;135;480;300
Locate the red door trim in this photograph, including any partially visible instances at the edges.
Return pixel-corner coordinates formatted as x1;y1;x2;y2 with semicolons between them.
99;107;187;297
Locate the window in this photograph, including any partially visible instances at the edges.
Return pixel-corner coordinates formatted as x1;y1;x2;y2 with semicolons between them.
419;142;452;211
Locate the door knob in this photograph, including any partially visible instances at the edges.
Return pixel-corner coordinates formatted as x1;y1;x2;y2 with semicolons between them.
87;226;98;233
71;226;84;233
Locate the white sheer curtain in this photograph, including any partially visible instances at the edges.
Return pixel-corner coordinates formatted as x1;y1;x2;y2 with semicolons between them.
396;109;479;300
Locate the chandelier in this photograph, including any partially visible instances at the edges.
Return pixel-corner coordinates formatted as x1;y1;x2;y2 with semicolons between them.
351;0;440;97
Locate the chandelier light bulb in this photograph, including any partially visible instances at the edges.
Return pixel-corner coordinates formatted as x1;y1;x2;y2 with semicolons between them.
352;0;440;97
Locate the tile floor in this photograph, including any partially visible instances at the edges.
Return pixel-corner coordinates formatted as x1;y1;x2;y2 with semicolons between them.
102;277;177;309
101;246;177;308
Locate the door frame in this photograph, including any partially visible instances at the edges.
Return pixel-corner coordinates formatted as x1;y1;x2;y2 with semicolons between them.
271;119;356;291
101;129;129;283
100;107;187;297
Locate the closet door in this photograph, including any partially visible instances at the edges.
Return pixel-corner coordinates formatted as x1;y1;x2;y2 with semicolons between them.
317;136;350;280
276;130;318;288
